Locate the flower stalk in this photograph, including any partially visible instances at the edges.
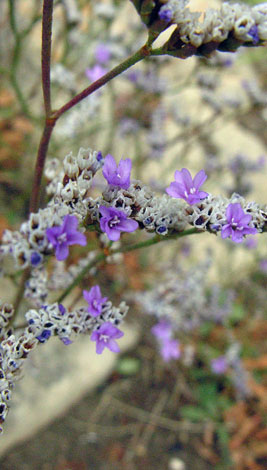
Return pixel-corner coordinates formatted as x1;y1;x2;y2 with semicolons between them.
57;228;199;303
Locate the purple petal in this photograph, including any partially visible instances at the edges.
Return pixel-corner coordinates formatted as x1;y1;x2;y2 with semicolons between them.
107;339;120;353
46;226;63;245
174;170;186;186
229;203;244;222
197;190;209;199
166;182;184;199
118;158;132;179
193;169;207;189
242;227;258;236
92;285;101;299
55;244;69;261
99;205;111;218
90;330;98;342
83;289;91;304
181;168;193;191
226;204;235;221
62;215;78;233
67;232;87;246
105;227;121;241
187;194;200;205
221;225;232;239
112;329;124;340
231;232;244;243
102;154;117;179
95;340;106;354
239;214;252;226
118;218;139;233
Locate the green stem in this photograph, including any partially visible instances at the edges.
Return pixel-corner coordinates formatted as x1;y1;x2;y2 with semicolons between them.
9;268;30;327
103;82;117;155
52;44;152;120
57;251;106;303
8;0;32;118
57;228;199;304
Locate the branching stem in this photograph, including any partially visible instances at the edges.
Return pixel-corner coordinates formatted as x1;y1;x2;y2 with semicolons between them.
57;228;199;304
42;0;54;116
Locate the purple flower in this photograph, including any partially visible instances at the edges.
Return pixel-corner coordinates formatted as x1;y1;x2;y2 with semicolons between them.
99;206;138;241
95;44;111;64
30;251;42;266
248;25;259;45
159;7;173;22
36;329;51;343
83;285;108;317
127;71;139;83
60;337;73;346
46;215;87;261
160;338;181;362
166;168;208;205
85;64;107;82
102;154;132;189
91;322;124;354
221;203;258;243
97;151;103;162
58;304;66;315
151;320;172;341
211;356;227;374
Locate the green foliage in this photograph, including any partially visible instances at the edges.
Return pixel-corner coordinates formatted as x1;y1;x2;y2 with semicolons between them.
227;303;246;325
116;357;140;376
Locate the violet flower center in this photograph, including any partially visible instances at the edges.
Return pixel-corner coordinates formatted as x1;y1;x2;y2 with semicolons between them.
100;334;109;342
57;233;67;244
109;216;120;228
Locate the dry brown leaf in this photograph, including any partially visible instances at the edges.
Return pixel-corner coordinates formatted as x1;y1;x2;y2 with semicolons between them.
230;415;261;450
249;321;267;341
254;428;267;440
224;401;247;428
193;439;219;464
124;252;145;290
0;89;14;107
2;129;23;147
244;356;267;370
248;378;267;406
0;215;9;237
13;116;33;133
249;440;267;459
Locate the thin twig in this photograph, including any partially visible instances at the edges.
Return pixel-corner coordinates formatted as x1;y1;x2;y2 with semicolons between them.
56;228;200;303
29;43;152;215
141;391;168;446
9;268;30;327
8;0;32;118
42;0;54;116
52;44;151;120
29;119;56;213
109;396;206;433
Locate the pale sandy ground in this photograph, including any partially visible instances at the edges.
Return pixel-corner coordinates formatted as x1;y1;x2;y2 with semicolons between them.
0;0;266;455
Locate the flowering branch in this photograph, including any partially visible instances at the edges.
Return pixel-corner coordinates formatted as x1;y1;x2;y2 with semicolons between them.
29;43;152;214
57;228;199;303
